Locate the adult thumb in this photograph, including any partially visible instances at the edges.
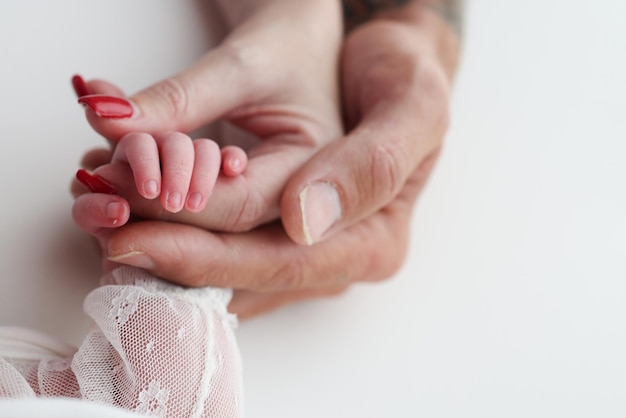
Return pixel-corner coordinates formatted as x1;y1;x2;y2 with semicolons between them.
280;105;443;246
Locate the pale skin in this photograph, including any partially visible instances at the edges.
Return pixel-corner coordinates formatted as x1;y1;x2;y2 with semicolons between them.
105;132;246;214
74;131;247;226
72;0;462;318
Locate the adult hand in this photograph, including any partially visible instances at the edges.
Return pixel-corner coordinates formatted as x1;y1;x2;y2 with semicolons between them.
73;0;343;232
73;2;460;318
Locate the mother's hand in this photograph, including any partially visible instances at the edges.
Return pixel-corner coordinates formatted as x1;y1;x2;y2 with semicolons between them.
73;3;460;318
73;0;343;232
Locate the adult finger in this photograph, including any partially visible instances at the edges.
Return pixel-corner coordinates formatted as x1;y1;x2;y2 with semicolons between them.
72;74;125;98
76;46;266;142
99;146;438;299
104;196;412;292
70;148;113;198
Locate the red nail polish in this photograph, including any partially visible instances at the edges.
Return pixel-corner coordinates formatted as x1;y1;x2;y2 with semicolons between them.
76;169;117;194
71;74;90;97
78;94;133;119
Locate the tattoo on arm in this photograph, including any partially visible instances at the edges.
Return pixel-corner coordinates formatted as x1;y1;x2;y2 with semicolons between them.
342;0;464;35
342;0;408;29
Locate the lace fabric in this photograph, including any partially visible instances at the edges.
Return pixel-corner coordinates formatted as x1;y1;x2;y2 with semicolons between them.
0;266;243;417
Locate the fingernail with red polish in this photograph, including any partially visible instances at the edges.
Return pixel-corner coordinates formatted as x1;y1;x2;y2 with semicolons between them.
76;169;117;194
78;94;134;119
71;74;90;97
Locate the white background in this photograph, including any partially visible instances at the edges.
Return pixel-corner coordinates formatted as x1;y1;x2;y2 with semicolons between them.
1;1;625;417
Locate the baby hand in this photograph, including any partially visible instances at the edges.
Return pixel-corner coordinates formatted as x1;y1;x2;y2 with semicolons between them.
74;131;247;221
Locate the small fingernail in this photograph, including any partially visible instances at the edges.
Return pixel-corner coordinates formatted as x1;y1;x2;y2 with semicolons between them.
299;181;342;245
186;192;203;211
71;74;90;97
108;251;155;270
78;94;134;119
166;191;183;212
105;201;124;224
143;179;159;198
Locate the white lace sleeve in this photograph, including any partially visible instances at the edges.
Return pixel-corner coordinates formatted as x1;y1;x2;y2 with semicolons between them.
0;266;243;418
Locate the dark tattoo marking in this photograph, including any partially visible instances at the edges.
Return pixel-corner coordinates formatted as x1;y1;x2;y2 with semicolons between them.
342;0;464;35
